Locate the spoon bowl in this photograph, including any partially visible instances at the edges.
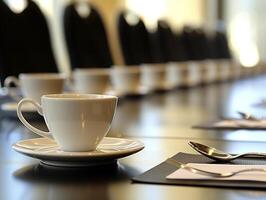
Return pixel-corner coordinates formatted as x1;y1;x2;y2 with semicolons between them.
188;141;266;162
237;111;258;121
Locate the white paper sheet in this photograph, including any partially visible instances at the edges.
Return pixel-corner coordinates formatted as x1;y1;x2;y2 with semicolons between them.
167;163;266;182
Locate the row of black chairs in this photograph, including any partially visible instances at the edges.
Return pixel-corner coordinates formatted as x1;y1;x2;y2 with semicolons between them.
119;14;231;66
0;0;231;84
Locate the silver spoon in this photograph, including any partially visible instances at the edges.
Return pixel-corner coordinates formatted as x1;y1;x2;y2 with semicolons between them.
166;158;266;178
188;141;266;162
219;111;258;121
237;111;258;120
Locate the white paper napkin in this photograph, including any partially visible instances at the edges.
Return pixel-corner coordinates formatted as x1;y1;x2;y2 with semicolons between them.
167;163;266;182
214;120;266;128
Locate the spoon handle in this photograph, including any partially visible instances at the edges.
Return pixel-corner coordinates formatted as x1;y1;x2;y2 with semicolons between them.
240;152;266;158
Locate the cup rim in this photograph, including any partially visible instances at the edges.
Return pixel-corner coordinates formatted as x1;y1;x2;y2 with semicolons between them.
19;73;67;80
42;93;118;101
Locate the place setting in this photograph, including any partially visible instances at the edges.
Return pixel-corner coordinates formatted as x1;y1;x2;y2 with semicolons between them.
133;141;266;189
12;93;144;168
192;111;266;130
1;0;266;198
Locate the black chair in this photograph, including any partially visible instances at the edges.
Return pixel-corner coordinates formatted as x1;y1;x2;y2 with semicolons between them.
179;26;197;60
194;28;213;60
0;0;58;84
154;20;179;62
174;32;188;61
64;3;113;69
210;31;232;59
117;11;153;65
180;26;212;61
150;22;188;62
148;30;164;63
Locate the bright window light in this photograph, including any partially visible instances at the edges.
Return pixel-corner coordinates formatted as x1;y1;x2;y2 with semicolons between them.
6;0;27;13
126;0;166;29
239;42;259;67
229;13;259;67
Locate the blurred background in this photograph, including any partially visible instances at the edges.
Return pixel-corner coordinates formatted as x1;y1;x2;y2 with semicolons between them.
2;0;263;74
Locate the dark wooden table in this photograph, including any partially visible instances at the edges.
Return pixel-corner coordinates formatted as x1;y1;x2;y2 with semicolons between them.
2;75;266;200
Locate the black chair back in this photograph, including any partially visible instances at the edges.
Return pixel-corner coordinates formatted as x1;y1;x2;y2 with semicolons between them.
64;3;113;69
180;26;211;61
211;31;232;59
156;20;179;62
0;0;58;84
117;11;153;65
149;21;188;63
174;32;188;61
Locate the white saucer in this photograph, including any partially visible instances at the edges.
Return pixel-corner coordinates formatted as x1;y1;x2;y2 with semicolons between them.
1;102;38;118
12;137;144;167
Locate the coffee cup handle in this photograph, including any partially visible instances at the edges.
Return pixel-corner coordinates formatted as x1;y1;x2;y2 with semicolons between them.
4;76;21;102
17;98;53;139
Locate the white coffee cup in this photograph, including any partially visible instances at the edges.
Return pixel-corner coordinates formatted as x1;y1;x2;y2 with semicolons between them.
71;68;111;94
4;73;66;103
167;62;190;87
201;60;217;84
17;94;118;152
165;61;200;87
140;64;166;90
110;66;141;94
186;61;201;86
216;59;231;81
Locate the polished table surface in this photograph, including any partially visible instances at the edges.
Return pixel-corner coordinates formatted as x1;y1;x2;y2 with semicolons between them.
2;75;266;200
